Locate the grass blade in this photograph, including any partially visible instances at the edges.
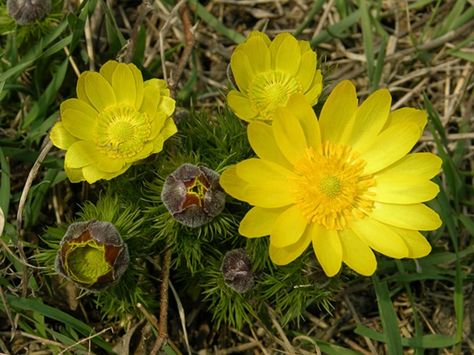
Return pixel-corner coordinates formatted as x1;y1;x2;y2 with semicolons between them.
294;0;325;36
0;148;10;218
359;0;374;87
372;275;403;354
355;325;458;348
6;296;114;353
311;10;360;46
188;0;245;44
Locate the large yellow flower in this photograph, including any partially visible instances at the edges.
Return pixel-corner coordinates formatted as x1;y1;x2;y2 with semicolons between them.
50;60;176;184
220;81;442;277
227;31;322;122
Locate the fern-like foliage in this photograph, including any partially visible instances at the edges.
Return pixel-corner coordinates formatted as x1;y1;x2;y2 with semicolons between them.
38;108;338;329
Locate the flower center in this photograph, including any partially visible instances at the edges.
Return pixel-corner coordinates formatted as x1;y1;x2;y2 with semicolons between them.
319;176;341;198
248;71;302;120
96;104;151;158
290;143;375;230
65;240;112;285
182;175;210;208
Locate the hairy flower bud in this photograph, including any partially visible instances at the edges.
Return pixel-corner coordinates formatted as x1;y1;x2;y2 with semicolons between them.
7;0;52;25
55;221;129;291
221;249;254;293
161;164;226;228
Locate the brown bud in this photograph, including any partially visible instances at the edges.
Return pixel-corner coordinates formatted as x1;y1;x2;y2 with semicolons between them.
7;0;52;25
161;164;226;228
55;221;129;291
221;249;254;293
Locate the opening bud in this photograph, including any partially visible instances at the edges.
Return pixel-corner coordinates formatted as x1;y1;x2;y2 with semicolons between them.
7;0;52;25
221;249;254;293
161;163;225;228
55;221;129;291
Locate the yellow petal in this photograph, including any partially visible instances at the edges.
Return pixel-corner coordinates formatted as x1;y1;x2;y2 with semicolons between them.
124;142;153;163
243;35;271;73
111;63;136;105
298;40;312;54
275;34;301;76
99;60;119;84
273;107;307;164
385;107;427;131
285;94;321;149
373;175;439;203
81;165;104;183
371;202;442;231
269;32;290;67
244;182;294;208
247;121;292;169
239;206;287;238
319;80;357;144
231;48;254;92
152;115;176;149
96;155;126;173
61;109;96;140
339;228;377;276
144;78;164;89
141;85;161;117
390;227;432;258
269;226;312;265
50;122;78;150
235;158;293;184
76;72;93;107
65;141;99;168
270;205;307;248
157;117;177;143
82;164;129;184
295;50;316;92
227;91;258;121
362;122;421;175
377;153;442;179
304;70;323;106
150;112;166;140
158;96;175;117
152;136;165;154
349;88;391;152
64;165;85;183
60;98;98;116
84;72;116;111
350;218;409;258
248;31;271;46
129;63;144;108
310;223;343;277
154;78;169;92
220;165;251;202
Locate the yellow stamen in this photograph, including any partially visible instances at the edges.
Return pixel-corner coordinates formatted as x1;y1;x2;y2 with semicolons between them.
290;143;375;230
248;71;302;120
96;104;151;158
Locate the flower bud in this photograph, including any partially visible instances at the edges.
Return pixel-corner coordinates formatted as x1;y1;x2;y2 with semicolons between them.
55;221;129;291
161;164;226;228
221;249;254;293
7;0;52;25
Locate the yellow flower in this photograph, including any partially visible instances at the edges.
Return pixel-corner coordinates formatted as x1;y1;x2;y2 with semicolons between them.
227;31;323;122
50;60;177;184
220;81;442;277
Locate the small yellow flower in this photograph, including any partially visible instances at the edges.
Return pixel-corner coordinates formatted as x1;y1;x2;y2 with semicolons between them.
227;31;323;122
50;60;177;183
220;81;442;277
